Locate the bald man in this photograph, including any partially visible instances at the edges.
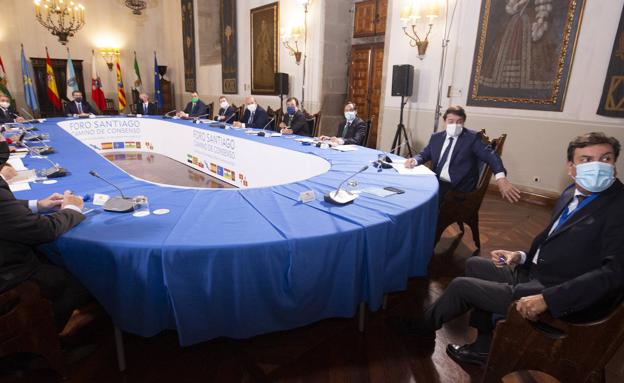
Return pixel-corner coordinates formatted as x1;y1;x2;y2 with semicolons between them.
233;96;270;129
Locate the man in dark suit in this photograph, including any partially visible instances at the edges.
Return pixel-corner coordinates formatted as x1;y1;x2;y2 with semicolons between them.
65;90;97;116
279;97;309;136
0;94;25;124
214;96;238;123
405;105;521;203
233;96;269;129
319;101;367;146
0;135;91;329
135;92;157;115
391;132;624;366
178;92;208;118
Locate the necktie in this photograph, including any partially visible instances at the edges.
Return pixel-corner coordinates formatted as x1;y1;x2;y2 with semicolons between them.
192;102;196;113
144;103;148;113
77;103;83;114
435;137;454;175
553;194;587;232
341;122;351;138
248;112;254;125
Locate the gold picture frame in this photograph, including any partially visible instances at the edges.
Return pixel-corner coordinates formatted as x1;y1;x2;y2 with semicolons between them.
250;2;279;95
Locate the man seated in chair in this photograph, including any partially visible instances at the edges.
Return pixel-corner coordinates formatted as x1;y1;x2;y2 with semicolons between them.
232;96;269;129
279;97;309;136
389;132;624;367
177;92;208;118
404;105;521;203
0;135;93;332
134;92;157;115
319;101;367;146
0;94;26;124
214;96;238;123
64;90;97;116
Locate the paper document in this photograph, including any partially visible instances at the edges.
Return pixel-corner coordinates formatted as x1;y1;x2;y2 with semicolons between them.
10;170;36;184
295;137;315;143
391;163;435;176
332;145;358;152
9;182;31;192
7;157;27;171
361;187;397;197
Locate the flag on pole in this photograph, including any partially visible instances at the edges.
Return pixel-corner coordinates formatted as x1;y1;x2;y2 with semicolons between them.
91;50;106;112
133;51;142;92
115;55;126;111
154;52;163;109
66;48;79;100
0;55;15;108
20;45;39;113
45;47;61;110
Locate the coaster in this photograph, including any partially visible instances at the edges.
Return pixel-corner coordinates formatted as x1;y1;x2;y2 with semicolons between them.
153;208;170;215
42;180;58;184
132;211;151;217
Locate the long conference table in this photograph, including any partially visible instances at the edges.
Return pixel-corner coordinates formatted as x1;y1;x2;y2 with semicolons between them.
13;116;438;346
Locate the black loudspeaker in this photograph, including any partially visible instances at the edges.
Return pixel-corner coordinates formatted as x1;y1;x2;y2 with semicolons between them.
391;65;414;97
274;72;289;95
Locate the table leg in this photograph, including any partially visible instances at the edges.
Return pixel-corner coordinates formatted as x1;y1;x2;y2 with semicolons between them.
358;302;366;332
114;326;126;372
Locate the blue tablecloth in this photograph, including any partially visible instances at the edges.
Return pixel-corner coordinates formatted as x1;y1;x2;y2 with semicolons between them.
13;117;438;345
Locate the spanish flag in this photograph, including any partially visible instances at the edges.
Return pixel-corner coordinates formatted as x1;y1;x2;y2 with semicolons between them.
115;55;126;111
45;47;61;110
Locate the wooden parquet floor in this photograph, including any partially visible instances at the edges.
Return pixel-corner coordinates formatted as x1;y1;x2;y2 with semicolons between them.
6;192;619;383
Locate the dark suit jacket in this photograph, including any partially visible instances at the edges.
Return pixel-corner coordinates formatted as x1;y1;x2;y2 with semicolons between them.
0;177;84;293
515;180;624;317
214;105;238;123
281;110;309;136
135;102;157;115
65;100;97;115
183;100;208;117
414;128;506;193
335;117;367;146
240;106;269;129
0;106;19;124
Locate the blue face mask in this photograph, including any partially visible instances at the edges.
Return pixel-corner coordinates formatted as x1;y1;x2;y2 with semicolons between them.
574;161;616;193
287;106;296;115
344;111;356;122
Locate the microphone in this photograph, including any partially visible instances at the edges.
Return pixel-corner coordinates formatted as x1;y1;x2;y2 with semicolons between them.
224;113;236;124
20;137;55;156
162;109;177;119
324;165;369;205
192;113;211;123
88;170;135;212
22;141;67;178
257;117;276;137
20;108;40;124
374;141;411;170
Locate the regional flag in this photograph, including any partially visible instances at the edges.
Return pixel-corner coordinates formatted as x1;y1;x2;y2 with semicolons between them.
154;52;163;109
133;51;142;92
0;55;15;108
20;45;39;113
116;55;126;111
45;47;61;110
91;50;106;112
66;48;79;100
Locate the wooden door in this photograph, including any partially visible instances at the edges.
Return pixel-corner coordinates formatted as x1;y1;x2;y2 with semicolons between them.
348;43;384;148
353;0;387;37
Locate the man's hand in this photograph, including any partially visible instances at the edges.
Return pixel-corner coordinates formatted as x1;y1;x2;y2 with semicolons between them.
490;249;522;267
278;122;287;129
404;158;417;169
497;178;522;203
15;116;26;123
37;192;65;213
281;128;293;135
1;163;17;181
61;191;84;210
232;121;242;128
516;294;548;321
319;135;330;141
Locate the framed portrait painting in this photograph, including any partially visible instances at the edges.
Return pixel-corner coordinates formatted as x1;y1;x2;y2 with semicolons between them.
250;2;279;95
467;0;586;111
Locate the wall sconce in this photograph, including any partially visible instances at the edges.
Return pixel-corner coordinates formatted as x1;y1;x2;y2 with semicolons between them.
98;48;120;71
400;0;442;59
280;25;303;65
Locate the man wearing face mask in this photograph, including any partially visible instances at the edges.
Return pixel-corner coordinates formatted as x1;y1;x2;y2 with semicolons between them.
0;94;25;124
178;92;208;118
214;96;238;123
390;132;624;367
64;90;97;116
134;92;157;115
279;97;309;136
405;105;521;203
319;101;368;146
0;134;93;331
233;96;269;129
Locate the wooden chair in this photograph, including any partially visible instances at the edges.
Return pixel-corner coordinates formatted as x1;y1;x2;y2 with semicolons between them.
483;302;624;383
0;281;66;378
206;102;214;120
267;106;282;131
435;131;507;251
103;98;119;115
362;119;372;147
304;110;322;137
237;104;245;122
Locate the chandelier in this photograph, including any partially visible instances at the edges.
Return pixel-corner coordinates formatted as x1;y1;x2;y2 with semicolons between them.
125;0;147;15
34;0;85;45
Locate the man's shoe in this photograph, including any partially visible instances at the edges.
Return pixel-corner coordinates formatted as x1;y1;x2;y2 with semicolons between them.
386;316;436;341
446;344;488;366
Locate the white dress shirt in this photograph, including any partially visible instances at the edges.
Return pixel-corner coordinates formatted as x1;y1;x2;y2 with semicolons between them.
437;133;506;182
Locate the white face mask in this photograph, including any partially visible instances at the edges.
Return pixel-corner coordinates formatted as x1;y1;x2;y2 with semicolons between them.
344;111;356;121
220;101;228;109
0;102;10;109
247;103;257;113
446;123;463;137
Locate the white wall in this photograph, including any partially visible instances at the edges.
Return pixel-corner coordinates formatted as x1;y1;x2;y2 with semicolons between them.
0;0;176;106
378;0;624;193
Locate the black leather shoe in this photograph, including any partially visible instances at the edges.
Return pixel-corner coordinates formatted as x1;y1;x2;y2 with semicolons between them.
386;316;436;341
446;344;488;366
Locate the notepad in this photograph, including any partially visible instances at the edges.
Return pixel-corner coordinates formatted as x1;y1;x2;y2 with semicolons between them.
9;182;31;192
391;163;435;176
